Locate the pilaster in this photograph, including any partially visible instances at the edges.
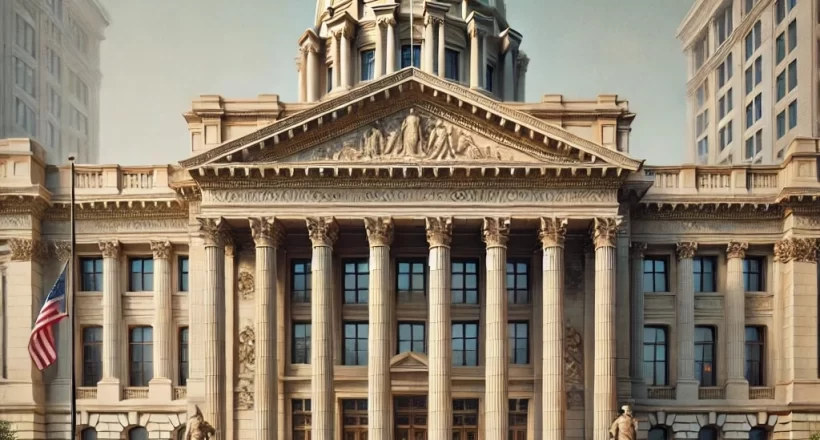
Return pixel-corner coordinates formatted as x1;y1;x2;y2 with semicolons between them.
725;241;750;400
426;217;453;440
149;240;174;402
499;28;522;101
675;242;699;401
483;217;510;440
592;218;619;440
629;242;647;399
372;4;398;75
97;239;121;402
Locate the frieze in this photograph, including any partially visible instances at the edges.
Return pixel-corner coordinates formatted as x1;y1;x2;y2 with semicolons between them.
43;218;189;235
45;204;188;221
565;326;584;410
745;295;773;314
695;296;724;315
632;219;782;236
237;325;256;410
0;215;32;230
633;205;784;221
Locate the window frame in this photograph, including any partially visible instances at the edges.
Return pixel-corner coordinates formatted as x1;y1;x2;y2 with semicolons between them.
291;259;312;304
643;326;668;386
397;321;426;354
451;259;479;305
178;327;189;386
343;258;369;305
444;48;460;81
452;321;479;367
292;399;312;440
400;44;421;69
508;321;529;365
360;49;376;82
129;257;154;292
343;322;368;366
80;257;103;292
178;256;189;292
695;326;717;386
128;326;154;387
506;259;531;305
694;256;717;293
396;258;426;304
743;257;765;291
715;6;733;47
745;326;765;386
81;326;103;386
788;99;798;130
292;322;311;364
643;256;669;293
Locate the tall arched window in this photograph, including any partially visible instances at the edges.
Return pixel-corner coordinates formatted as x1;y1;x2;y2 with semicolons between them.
81;428;97;440
649;427;668;440
698;427;718;440
749;427;768;440
128;427;148;440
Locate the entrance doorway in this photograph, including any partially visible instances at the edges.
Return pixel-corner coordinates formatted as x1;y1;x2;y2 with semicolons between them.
394;396;428;440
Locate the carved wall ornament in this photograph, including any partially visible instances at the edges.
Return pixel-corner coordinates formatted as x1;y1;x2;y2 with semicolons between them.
775;238;818;263
539;217;568;248
238;271;255;300
52;241;72;262
482;217;511;248
425;217;453;248
98;240;120;259
249;217;284;248
675;242;698;260
306;217;339;247
9;238;46;262
150;240;173;260
592;217;621;249
745;295;773;313
630;242;647;259
726;242;749;260
565;326;584;409
364;217;394;247
237;325;256;410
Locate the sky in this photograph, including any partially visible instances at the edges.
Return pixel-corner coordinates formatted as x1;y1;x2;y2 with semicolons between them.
99;0;694;166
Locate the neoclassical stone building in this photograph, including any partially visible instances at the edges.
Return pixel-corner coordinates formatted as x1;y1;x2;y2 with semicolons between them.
1;2;820;440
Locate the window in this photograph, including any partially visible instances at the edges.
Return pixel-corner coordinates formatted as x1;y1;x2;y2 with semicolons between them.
776;33;786;64
696;109;709;135
788;60;797;92
82;326;102;386
80;257;103;291
696;82;708;107
69;71;90;106
292;323;311;364
47;0;63;19
788;99;798;129
699;428;718;440
15;98;36;136
776;0;786;23
292;399;312;440
397;259;425;304
291;260;311;303
744;0;758;14
715;6;733;46
695;326;716;386
720;89;733;119
81;429;96;440
719;121;733;151
694;257;717;292
777;111;787;138
327;67;333;92
643;257;668;292
749;427;768;440
46;122;60;150
47;47;61;80
693;35;708;71
49;87;61;118
343;322;368;366
128;428;148;440
787;20;797;52
745;21;762;60
178;256;189;292
129;257;154;291
745;326;765;385
509;399;528;440
453;399;479;440
401;45;421;69
485;64;495;92
649;428;668;440
743;257;764;291
129;327;153;386
746;94;762;127
342;400;368;440
745;129;763;159
69;16;89;54
14;57;35;98
445;49;459;81
69;106;89;135
16;15;36;57
508;322;529;364
178;327;188;386
452;322;479;366
777;72;787;101
506;260;530;304
343;260;369;304
398;322;425;354
643;327;667;385
360;49;375;81
717;54;733;88
452;259;479;304
698;138;709;160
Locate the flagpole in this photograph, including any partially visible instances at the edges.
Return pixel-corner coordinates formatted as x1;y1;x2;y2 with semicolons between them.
68;156;77;440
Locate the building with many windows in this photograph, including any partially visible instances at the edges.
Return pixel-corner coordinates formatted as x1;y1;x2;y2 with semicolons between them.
678;0;818;165
0;0;108;164
1;2;820;440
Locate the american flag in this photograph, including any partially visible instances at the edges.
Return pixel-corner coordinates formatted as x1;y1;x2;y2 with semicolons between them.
29;264;68;370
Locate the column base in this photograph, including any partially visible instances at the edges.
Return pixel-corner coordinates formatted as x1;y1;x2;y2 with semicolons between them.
631;378;647;399
725;379;749;401
149;377;173;402
97;378;122;402
675;379;700;401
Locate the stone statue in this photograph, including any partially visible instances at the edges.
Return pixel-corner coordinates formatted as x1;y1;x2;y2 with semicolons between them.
185;406;215;440
362;123;385;159
609;405;638;440
426;120;454;160
399;108;424;158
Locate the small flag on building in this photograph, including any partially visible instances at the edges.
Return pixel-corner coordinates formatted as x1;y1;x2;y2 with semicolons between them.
29;263;69;370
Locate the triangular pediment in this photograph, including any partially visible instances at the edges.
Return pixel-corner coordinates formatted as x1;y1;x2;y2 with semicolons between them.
390;351;429;372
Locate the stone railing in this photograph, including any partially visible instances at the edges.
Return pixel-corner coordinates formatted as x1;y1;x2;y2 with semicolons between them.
76;387;97;400
647;386;676;400
45;164;180;199
124;387;149;399
698;386;725;400
122;169;155;189
749;386;775;400
174;386;187;400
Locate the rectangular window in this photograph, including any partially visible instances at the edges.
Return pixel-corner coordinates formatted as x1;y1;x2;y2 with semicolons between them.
15;98;36;136
397;259;425;304
400;45;421;69
452;322;479;366
776;33;786;64
46;121;60;150
326;67;333;92
697;138;709;159
719;121;733;151
745;21;761;60
445;48;459;81
744;0;757;14
343;322;368;366
453;399;479;439
70;16;89;54
69;71;90;106
178;257;189;292
715;6;733;46
14;57;35;98
717;53;733;88
693;35;708;71
696;109;709;135
745;326;765;386
754;57;762;85
787;20;797;52
777;71;787;101
47;0;63;19
508;321;529;364
129;257;154;291
485;64;495;92
82;326;103;386
292;323;311;364
643;257;668;292
16;15;36;57
506;260;530;304
694;257;717;292
746;94;762;127
80;257;103;291
777;110;787;138
776;0;786;23
643;327;668;386
49;87;61;118
745;129;763;159
129;327;153;386
178;327;188;386
292;399;312;440
743;257;764;291
452;259;479;304
342;400;368;440
695;326;717;386
69;106;89;135
788;60;797;91
509;399;528;440
397;322;425;354
360;49;375;81
788;99;798;129
696;82;708;107
47;47;61;80
745;65;753;95
291;260;312;303
343;259;369;304
718;89;733;119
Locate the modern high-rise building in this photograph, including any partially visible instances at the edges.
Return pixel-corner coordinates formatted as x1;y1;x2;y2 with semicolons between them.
0;0;109;164
678;0;818;164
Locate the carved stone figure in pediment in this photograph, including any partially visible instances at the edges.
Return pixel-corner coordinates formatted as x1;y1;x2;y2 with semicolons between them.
399;108;424;157
427;119;455;160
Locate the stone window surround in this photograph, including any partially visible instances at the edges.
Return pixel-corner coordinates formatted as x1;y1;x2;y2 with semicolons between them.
72;248;190;295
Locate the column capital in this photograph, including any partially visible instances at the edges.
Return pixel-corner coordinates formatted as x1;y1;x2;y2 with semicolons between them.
150;240;173;260
364;217;394;247
9;238;46;262
52;240;72;262
424;14;444;26
775;237;818;263
676;242;698;260
592;217;621;249
307;217;339;247
538;217;567;248
198;217;230;247
250;217;284;248
482;217;511;248
377;16;396;27
98;240;121;259
630;242;647;259
726;241;749;259
426;217;453;248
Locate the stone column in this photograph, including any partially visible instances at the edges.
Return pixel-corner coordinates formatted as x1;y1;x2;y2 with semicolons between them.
469;25;481;89
427;217;453;440
423;15;435;73
341;30;351;88
375;23;384;79
251;218;284;440
307;217;339;440
385;19;396;74
365;217;394;440
306;45;319;102
539;218;567;440
97;240;121;401
298;52;307;102
437;19;446;78
725;242;750;400
149;240;174;401
198;218;228;439
503;49;515;100
592;218;619;440
676;242;700;400
516;55;529;101
583;241;595;439
483;217;510;440
629;242;647;399
330;33;339;91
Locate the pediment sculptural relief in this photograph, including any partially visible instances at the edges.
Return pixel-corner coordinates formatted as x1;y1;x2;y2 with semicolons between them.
280;108;546;163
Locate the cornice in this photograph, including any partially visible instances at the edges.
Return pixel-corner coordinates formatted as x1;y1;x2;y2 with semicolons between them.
632;204;784;221
44;202;189;221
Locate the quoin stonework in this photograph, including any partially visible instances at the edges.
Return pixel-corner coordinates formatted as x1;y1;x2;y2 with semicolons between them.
1;2;820;440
